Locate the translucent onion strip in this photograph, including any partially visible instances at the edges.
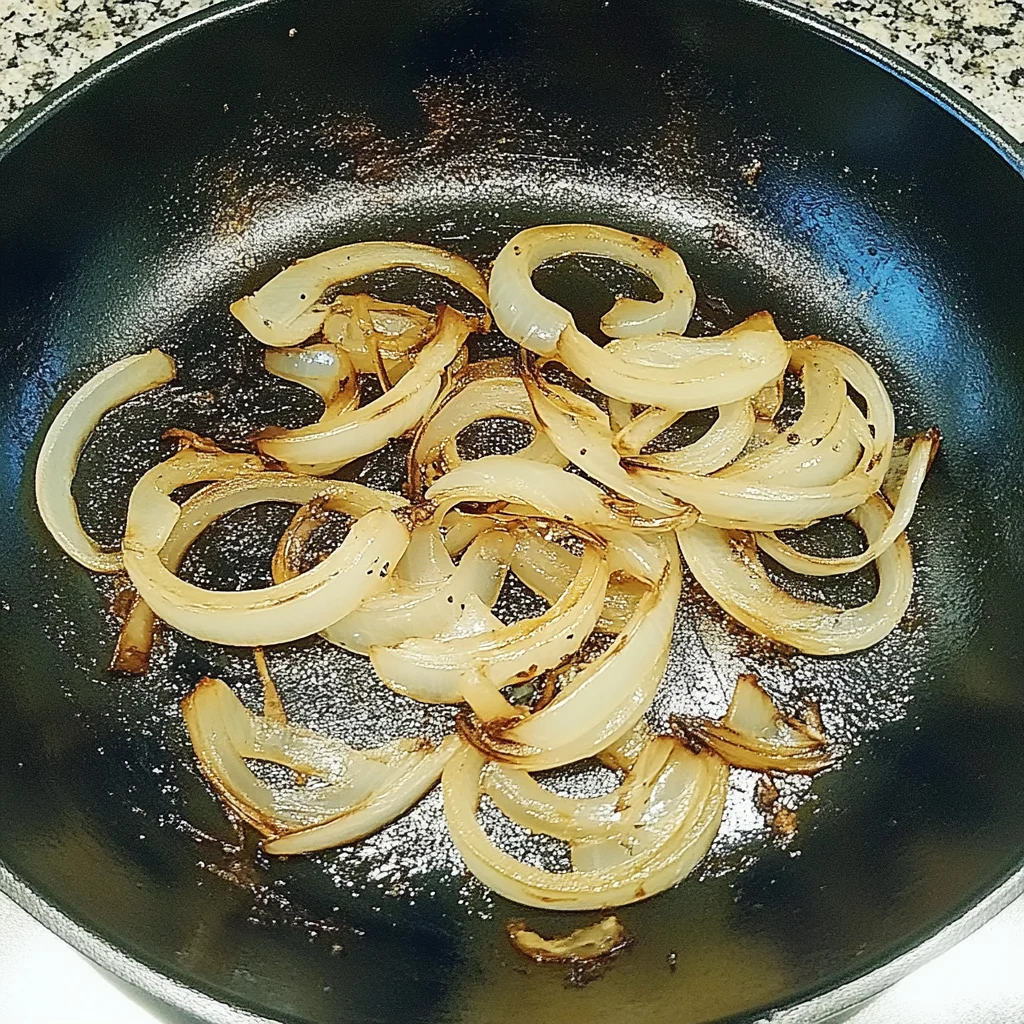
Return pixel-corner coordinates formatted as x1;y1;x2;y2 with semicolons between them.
442;739;728;910
370;532;610;703
322;293;435;376
459;545;680;771
121;447;409;645
620;400;754;472
677;495;913;655
757;428;939;575
522;359;697;519
182;676;458;853
564;312;789;411
35;349;176;572
489;223;696;357
408;357;566;497
426;455;689;532
231;240;489;347
256;306;474;474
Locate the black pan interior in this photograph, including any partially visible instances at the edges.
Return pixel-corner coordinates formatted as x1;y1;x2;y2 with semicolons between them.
1;1;1024;1022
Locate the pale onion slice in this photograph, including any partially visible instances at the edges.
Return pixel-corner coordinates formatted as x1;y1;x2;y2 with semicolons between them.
757;428;940;575
483;736;675;843
489;224;696;357
230;241;489;347
673;673;832;774
426;455;688;532
116;470;405;663
318;529;515;654
676;495;913;655
263;343;360;475
802;337;895;484
612;405;681;457
625;446;877;532
35;349;177;572
322;293;435;375
265;342;358;409
507;917;627;963
121;447;409;645
459;545;680;771
182;676;457;851
598;720;655;771
408;356;566;497
256;306;473;474
370;535;609;702
567;312;788;411
264;736;460;855
509;528;648;633
522;361;697;519
623;400;755;474
714;352;846;480
722;399;864;489
442;739;728;910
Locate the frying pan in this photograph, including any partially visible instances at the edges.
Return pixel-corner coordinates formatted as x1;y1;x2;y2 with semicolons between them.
1;0;1023;1022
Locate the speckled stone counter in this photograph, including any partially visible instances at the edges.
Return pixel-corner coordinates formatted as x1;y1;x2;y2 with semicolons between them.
1;0;1023;140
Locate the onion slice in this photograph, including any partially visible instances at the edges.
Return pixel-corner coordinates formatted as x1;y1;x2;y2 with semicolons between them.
370;529;609;702
489;223;696;357
322;293;436;376
442;738;728;910
622;400;754;472
757;428;939;575
408;357;566;497
673;673;833;774
121;445;409;645
256;306;474;474
426;455;688;532
35;349;176;572
318;528;515;655
231;241;489;347
182;676;457;852
507;916;628;963
522;358;697;520
565;313;789;411
458;544;680;771
676;495;913;655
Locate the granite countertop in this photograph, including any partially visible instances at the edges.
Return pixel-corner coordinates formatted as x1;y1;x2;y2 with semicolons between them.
1;0;1023;139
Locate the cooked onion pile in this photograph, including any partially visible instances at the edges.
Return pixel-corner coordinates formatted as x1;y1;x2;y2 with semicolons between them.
35;225;938;911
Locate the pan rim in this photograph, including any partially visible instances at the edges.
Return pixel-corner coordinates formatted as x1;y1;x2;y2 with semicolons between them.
1;1;1022;1022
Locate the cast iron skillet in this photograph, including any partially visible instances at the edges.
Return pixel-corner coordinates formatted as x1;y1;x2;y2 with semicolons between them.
2;1;1024;1021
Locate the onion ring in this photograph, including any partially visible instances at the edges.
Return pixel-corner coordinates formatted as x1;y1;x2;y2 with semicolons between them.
121;446;409;645
231;241;489;347
256;306;474;474
442;738;728;910
35;349;176;572
489;223;696;356
676;495;913;654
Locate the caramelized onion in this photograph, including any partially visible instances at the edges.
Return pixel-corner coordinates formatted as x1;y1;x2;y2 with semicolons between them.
673;674;833;774
443;738;728;909
677;495;913;654
231;241;489;347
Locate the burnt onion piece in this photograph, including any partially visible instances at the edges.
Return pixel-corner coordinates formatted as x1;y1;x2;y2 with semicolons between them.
673;673;833;774
507;916;628;963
